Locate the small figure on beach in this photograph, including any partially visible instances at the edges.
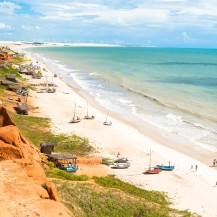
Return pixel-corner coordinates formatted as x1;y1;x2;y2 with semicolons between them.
117;152;120;158
195;165;198;171
191;165;193;170
213;159;216;167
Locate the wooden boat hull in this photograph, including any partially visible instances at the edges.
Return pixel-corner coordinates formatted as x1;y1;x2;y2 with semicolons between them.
111;163;130;169
84;115;95;120
144;168;161;174
155;165;175;171
60;166;78;172
69;118;81;123
103;121;112;126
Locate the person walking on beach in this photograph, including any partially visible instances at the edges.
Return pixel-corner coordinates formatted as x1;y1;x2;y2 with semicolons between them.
195;165;198;171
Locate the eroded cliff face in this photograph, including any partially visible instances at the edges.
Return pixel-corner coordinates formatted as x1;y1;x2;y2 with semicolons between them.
0;107;73;217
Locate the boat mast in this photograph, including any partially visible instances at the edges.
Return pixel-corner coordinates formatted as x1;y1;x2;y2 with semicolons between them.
73;102;76;119
105;110;109;122
45;76;48;92
149;148;152;169
86;101;89;117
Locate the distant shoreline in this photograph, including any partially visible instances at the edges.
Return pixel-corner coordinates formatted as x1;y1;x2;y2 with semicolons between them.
0;41;121;48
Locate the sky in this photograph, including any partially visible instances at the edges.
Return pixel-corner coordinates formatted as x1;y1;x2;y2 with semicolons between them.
0;0;217;47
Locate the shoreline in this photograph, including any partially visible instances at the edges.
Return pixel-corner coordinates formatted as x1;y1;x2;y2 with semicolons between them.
9;43;217;216
25;46;217;167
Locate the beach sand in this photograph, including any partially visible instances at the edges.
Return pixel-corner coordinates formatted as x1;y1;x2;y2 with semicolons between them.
8;43;217;216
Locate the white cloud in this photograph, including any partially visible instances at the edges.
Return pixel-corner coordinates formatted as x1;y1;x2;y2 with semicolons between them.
98;8;169;26
0;22;11;30
21;25;32;30
176;32;193;44
1;0;217;46
21;25;41;30
40;3;169;26
181;32;190;43
156;0;186;2
0;1;20;14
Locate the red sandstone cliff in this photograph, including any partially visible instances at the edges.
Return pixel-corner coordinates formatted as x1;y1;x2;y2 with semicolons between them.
0;107;73;217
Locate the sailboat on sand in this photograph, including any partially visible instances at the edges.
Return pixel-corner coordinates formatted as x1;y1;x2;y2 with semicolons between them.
103;110;112;126
84;101;94;120
144;148;161;174
69;102;81;123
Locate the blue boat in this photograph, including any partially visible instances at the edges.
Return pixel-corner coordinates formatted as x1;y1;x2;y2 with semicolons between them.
155;165;175;171
61;164;79;172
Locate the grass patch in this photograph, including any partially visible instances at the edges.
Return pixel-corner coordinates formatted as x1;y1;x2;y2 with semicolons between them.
12;55;26;64
9;112;94;156
53;180;196;217
46;168;88;181
0;65;23;79
47;161;55;168
93;176;168;206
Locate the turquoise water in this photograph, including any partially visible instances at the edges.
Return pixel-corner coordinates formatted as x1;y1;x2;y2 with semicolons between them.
27;47;217;152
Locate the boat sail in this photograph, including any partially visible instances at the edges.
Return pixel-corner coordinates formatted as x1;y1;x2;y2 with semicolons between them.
103;110;112;126
69;102;81;123
84;101;94;120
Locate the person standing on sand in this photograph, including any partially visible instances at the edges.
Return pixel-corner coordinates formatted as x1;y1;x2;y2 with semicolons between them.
195;165;198;171
213;159;216;167
117;152;120;158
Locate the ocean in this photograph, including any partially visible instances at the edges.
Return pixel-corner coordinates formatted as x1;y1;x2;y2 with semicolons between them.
26;46;217;153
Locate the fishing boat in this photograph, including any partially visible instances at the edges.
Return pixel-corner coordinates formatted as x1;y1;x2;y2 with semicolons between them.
103;110;112;126
111;162;130;169
144;168;161;174
155;164;175;171
60;164;79;172
84;101;95;120
69;102;81;123
115;157;129;163
111;157;130;169
144;149;161;174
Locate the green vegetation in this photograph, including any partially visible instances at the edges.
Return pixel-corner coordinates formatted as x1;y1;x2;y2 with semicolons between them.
12;54;26;64
0;53;29;85
93;176;168;206
9;112;94;156
47;161;55;168
0;65;20;77
53;179;195;217
46;168;88;181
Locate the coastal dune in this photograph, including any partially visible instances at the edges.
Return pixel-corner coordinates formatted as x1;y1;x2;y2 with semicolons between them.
26;52;217;217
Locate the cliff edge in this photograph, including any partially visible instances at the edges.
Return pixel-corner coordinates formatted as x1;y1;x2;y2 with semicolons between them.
0;107;73;217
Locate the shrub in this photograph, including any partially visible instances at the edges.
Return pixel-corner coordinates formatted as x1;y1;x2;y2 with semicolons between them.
46;168;88;181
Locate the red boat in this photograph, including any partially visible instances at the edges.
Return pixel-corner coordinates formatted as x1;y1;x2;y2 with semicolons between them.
144;168;161;174
144;148;161;174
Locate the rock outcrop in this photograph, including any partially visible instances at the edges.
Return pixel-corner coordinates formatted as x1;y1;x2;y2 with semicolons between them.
0;107;41;161
0;107;73;217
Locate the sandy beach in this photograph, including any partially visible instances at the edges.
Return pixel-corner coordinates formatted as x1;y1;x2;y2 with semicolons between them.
7;43;217;217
